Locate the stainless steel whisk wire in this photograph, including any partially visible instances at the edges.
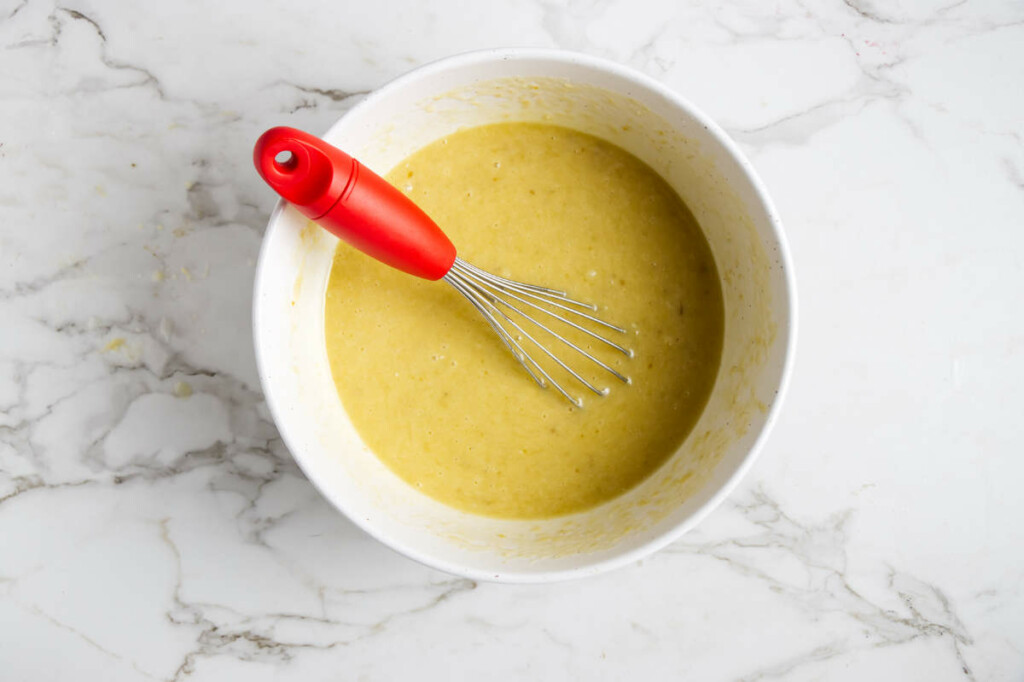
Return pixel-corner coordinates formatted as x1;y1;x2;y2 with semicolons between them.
442;257;633;407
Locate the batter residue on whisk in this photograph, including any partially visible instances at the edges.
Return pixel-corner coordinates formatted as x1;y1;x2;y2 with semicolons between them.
324;123;723;519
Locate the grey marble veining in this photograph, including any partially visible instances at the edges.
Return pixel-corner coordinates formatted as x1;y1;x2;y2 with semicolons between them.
1;0;1022;680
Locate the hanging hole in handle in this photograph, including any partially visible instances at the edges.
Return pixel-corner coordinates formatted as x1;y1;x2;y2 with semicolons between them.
274;150;298;172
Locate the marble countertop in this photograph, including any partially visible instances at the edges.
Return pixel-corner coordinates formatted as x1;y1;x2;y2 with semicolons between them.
2;0;1022;679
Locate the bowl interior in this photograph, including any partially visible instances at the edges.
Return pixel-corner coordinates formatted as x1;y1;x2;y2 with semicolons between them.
254;51;793;581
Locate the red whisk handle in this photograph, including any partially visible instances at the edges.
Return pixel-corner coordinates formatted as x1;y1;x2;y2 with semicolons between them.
254;126;457;280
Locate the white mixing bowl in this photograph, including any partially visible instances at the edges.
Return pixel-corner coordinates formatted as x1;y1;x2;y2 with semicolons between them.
253;48;796;582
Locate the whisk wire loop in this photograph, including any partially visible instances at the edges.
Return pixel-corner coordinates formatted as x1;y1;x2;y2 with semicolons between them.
443;257;632;406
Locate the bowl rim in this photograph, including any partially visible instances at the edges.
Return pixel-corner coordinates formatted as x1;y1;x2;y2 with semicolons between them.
252;46;798;583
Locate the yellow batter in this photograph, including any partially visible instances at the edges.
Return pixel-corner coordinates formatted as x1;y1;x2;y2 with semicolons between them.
324;123;723;519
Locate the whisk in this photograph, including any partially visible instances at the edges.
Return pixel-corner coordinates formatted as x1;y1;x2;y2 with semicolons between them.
254;127;632;406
